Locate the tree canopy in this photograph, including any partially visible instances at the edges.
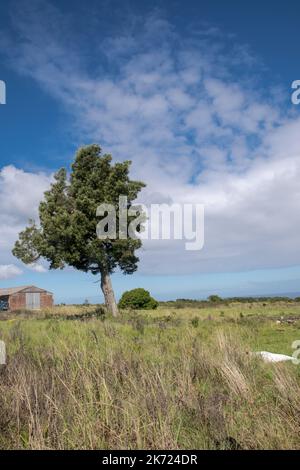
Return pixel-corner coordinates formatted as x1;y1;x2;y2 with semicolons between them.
13;144;146;316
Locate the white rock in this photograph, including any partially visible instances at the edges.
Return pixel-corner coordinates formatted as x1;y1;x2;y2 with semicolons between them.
255;351;294;363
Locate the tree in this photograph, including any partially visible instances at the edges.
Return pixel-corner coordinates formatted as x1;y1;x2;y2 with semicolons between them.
118;288;158;310
12;144;146;317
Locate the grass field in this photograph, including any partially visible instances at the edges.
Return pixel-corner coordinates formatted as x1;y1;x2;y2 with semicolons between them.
1;301;300;449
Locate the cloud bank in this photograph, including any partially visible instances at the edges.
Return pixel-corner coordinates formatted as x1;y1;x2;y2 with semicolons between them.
1;0;300;277
0;165;52;278
0;264;22;280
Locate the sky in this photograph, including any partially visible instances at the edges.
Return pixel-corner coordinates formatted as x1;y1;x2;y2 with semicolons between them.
1;0;300;303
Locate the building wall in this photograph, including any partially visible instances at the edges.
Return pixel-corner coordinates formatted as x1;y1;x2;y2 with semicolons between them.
40;293;53;308
9;293;26;310
9;292;53;311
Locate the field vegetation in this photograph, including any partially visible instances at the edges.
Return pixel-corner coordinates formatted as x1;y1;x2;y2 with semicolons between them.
1;300;300;449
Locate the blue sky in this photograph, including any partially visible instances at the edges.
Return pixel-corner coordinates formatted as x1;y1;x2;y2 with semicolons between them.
1;0;300;303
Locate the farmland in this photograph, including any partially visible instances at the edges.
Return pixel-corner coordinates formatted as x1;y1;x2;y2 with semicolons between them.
1;301;300;449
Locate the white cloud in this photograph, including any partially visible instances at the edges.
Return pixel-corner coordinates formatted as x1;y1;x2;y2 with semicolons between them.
27;263;47;273
0;165;52;270
0;264;22;280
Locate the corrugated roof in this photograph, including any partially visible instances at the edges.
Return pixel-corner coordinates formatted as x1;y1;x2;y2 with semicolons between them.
0;285;52;296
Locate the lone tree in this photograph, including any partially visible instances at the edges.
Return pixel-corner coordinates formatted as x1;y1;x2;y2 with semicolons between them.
13;144;146;317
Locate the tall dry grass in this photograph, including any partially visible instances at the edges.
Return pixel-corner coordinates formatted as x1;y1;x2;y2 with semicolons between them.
0;318;300;449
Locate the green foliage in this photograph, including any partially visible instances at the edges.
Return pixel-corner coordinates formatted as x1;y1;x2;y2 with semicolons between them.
208;294;223;303
161;296;296;308
118;288;158;310
13;145;146;278
190;316;199;328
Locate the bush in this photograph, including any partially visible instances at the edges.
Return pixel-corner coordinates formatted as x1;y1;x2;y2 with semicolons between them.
208;295;222;303
191;317;199;328
118;288;158;310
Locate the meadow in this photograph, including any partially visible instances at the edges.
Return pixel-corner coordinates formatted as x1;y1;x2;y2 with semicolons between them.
1;300;300;450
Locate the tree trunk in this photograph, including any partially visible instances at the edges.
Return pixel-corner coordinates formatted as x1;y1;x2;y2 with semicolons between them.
100;270;119;317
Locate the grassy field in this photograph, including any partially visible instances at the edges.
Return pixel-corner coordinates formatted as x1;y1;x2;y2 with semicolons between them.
1;301;300;449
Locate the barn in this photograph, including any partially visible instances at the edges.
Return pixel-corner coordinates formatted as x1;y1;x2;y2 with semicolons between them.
0;286;53;311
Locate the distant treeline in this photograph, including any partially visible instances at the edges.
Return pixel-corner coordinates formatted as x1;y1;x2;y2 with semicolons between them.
159;295;300;308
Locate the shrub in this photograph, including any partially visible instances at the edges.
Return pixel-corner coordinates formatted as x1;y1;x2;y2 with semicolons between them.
118;288;158;310
208;294;222;303
94;305;106;319
191;317;199;328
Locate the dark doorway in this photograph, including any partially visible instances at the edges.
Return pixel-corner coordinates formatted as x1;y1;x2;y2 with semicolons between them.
0;296;9;311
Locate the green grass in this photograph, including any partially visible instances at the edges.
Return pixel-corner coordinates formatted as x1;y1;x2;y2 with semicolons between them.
1;302;300;449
